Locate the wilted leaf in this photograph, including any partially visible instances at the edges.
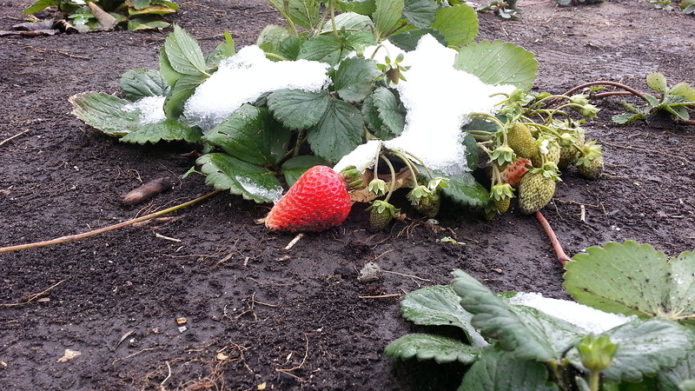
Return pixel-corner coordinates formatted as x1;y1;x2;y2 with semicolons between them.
385;333;479;364
454;40;538;90
127;18;170;31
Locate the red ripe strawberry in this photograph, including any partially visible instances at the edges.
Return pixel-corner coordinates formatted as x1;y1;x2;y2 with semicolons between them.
500;158;532;188
265;166;352;232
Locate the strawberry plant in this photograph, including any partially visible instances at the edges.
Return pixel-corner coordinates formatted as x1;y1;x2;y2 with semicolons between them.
476;0;520;20
386;241;695;391
23;0;178;31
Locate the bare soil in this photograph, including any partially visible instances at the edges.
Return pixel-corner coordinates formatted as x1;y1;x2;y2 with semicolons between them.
1;1;694;390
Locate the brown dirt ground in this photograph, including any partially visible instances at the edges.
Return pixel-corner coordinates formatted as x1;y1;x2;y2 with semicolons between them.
1;0;694;390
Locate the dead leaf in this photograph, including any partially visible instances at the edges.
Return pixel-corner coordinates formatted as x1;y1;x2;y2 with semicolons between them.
57;349;81;363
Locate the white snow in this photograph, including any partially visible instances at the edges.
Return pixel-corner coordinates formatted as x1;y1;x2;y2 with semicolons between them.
183;46;331;131
235;176;283;203
363;35;515;176
333;140;382;173
124;96;167;125
509;292;635;334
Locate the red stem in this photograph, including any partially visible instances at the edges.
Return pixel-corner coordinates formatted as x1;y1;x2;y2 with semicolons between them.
535;211;570;265
562;81;649;103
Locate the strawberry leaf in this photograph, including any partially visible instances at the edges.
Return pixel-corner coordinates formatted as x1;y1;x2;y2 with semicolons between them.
454;40;538;90
385;333;479;364
401;285;486;347
267;89;331;130
563;241;695;323
120;120;202;145
458;350;559;391
389;27;446;51
163;74;207;119
646;72;668;94
307;97;364;162
203;105;290;166
439;172;489;208
297;34;343;65
164;25;208;76
119;69;170;101
159;50;183;87
403;0;439;28
205;31;236;67
373;0;405;38
319;12;374;34
281;155;329;186
196;153;284;203
431;4;478;47
268;0;320;30
332;57;380;103
256;25;290;55
362;87;405;139
657;349;695;390
336;0;376;15
69;93;141;137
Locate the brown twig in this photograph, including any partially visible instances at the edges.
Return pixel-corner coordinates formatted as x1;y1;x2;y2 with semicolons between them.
0;129;30;147
276;334;309;381
0;191;220;254
358;293;401;299
535;211;570;265
0;280;64;307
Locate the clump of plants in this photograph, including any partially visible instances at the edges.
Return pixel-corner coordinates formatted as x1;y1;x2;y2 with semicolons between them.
23;0;179;31
386;241;695;391
476;0;520;19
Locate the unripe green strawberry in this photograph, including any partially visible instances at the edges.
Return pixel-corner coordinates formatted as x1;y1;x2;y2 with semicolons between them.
507;123;539;160
490;183;515;214
495;197;511;214
532;139;561;167
407;185;440;218
367;200;398;231
518;167;558;214
575;141;603;179
559;130;585;170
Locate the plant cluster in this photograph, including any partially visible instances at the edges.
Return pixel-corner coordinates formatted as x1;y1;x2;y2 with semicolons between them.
476;0;520;20
23;0;179;31
387;241;695;391
612;72;695;125
649;0;695;14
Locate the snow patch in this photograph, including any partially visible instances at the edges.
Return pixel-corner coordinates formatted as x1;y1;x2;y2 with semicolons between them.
509;292;635;334
184;46;331;131
333;140;382;173
124;96;166;125
235;176;283;203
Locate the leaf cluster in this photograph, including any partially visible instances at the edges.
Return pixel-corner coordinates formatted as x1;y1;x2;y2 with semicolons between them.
386;241;695;391
476;1;521;20
613;72;695;125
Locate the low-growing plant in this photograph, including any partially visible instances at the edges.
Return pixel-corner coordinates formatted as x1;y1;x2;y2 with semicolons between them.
612;72;695;125
386;241;695;391
23;0;179;31
476;0;520;20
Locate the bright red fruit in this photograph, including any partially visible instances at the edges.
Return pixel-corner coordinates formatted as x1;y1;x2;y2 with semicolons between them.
265;166;352;232
500;158;532;188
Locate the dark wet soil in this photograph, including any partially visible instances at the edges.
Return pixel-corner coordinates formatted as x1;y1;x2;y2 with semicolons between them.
1;0;694;390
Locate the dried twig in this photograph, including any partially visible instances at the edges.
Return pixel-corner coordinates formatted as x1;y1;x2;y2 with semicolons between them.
276;334;309;381
0;280;64;307
358;293;401;299
284;233;304;251
0;129;30;147
381;270;433;283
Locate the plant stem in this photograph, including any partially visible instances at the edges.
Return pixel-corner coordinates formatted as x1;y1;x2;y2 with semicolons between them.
402;151;434;179
381;155;397;202
0;191;221;254
264;52;289;61
535;211;570;265
589;371;600;391
282;0;299;36
562;81;649;103
329;0;338;36
393;151;419;186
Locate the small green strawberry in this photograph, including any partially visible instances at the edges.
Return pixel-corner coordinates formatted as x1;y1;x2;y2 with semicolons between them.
559;129;585;170
575;141;604;179
368;178;387;197
367;200;398;231
407;185;441;218
518;164;560;214
490;183;515;214
532;138;561;167
507;123;540;160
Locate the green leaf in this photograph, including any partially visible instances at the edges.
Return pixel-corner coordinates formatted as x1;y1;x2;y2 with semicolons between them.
164;25;208;76
452;269;581;362
163;74;207;119
454;40;538;90
389;27;446;51
268;0;320;30
564;241;695;322
267;89;331;130
385;333;479;364
297;34;343;65
362;87;404;139
159;50;183;87
400;285;486;346
337;0;376;15
257;25;290;55
196;153;283;203
404;0;439;28
332;57;380;103
128;5;177;15
458;350;559;391
373;0;405;38
281;155;328;186
278;36;304;60
439;172;489;208
320;12;374;34
431;4;478;47
663;105;690;121
119;69;170;100
462;133;480;171
133;0;150;9
127;18;170;31
205;31;235;67
343;30;377;51
567;319;695;383
657;350;695;391
612;113;640;124
307;98;364;162
120;120;202;144
69;93;140;137
647;72;668;94
24;0;60;14
203;105;290;166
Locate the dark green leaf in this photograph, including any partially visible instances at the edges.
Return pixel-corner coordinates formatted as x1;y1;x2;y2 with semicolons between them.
567;319;695;383
267;89;331;130
23;0;60;14
203;105;290;166
164;25;208;76
120;120;202;144
307;98;364;162
404;0;439;28
657;350;695;391
458;350;559;391
362;87;405;139
612;113;641;124
385;333;479;364
439;172;489;208
257;25;290;55
663;105;690;121
431;4;478;47
278;36;304;60
69;93;140;137
389;27;446;51
196;153;284;203
401;285;486;346
454;40;538;90
343;30;377;51
159;50;183;87
281;155;329;186
164;74;207;119
332;57;380;103
373;0;405;38
297;34;343;65
462;133;480;171
337;0;376;15
205;31;236;67
119;69;170;100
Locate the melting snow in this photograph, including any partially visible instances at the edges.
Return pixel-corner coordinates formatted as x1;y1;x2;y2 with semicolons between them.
124;96;167;125
509;292;636;334
364;35;515;176
235;176;284;203
334;140;383;173
184;46;331;131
